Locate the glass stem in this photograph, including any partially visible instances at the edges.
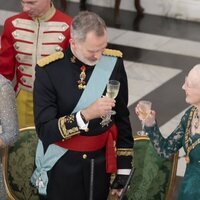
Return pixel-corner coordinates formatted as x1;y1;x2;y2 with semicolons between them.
141;122;145;132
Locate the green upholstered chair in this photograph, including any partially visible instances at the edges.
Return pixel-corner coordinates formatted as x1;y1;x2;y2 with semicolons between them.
2;127;39;200
126;136;178;200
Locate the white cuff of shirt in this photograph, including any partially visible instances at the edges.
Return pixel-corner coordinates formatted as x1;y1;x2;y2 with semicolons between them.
117;169;131;175
76;111;89;131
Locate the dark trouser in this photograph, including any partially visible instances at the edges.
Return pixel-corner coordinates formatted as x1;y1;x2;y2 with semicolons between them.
39;148;110;200
80;0;87;10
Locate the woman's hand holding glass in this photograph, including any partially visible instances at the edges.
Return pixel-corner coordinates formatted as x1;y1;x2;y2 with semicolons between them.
135;100;156;136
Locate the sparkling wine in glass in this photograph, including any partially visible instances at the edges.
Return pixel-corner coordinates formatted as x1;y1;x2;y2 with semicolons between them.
137;100;152;136
100;80;120;127
106;80;120;115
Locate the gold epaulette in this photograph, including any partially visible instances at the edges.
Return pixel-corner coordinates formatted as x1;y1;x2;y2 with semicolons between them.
103;48;123;58
37;51;64;67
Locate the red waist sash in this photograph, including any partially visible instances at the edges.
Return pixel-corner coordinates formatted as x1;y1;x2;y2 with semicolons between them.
56;125;118;173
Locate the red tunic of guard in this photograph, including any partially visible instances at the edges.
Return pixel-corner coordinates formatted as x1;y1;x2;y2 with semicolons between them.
0;4;72;128
0;4;72;93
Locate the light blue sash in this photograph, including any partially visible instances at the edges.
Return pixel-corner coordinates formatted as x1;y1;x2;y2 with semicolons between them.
31;55;117;195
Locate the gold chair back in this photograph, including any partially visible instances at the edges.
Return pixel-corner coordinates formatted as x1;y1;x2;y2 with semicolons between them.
2;127;39;200
126;135;178;200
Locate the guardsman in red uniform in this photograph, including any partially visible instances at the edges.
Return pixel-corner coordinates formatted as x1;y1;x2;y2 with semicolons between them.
0;0;72;128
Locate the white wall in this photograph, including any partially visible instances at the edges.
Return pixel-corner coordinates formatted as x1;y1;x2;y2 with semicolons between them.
69;0;200;22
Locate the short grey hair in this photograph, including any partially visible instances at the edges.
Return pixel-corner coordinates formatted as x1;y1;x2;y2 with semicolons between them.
190;64;200;85
70;11;107;42
192;64;200;73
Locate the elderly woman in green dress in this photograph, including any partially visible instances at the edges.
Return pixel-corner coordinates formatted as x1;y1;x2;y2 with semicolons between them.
135;64;200;200
0;74;19;200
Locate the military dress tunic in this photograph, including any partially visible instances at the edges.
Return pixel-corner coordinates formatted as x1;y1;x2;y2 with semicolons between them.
33;48;133;200
0;4;72;128
145;107;200;200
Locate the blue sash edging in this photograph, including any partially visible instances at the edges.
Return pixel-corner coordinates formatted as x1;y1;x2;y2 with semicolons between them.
31;55;117;195
31;140;67;195
73;55;117;112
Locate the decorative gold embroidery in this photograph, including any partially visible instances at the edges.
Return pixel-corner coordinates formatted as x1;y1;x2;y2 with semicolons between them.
103;48;123;58
58;116;80;139
193;108;200;131
68;127;79;135
58;116;67;138
117;148;134;156
70;56;76;63
65;115;74;123
37;51;64;67
78;65;87;90
185;107;200;164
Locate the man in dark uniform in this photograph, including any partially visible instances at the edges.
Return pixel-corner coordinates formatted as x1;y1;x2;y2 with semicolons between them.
32;11;133;200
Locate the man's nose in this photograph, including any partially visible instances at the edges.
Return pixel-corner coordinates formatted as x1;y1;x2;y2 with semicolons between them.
182;83;186;90
94;51;102;60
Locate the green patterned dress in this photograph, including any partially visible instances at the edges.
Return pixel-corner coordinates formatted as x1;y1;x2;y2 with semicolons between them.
145;106;200;200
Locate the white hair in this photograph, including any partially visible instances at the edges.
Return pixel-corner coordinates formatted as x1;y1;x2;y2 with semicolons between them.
192;64;200;73
189;64;200;85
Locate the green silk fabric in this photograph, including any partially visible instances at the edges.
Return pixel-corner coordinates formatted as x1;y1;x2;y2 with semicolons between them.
4;128;39;200
126;139;176;200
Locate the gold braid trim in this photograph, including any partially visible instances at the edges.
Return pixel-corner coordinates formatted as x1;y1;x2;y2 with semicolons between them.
117;148;134;156
103;48;123;58
58;116;80;139
37;51;64;67
58;116;67;138
67;127;80;138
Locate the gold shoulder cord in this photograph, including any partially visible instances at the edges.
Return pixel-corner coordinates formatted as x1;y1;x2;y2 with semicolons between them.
103;48;123;58
37;51;64;67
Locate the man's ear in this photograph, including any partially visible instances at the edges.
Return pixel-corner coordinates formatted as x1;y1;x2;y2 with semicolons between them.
70;38;75;48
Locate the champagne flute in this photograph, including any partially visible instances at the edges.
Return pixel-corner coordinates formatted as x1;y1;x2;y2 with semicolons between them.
137;100;152;136
106;80;120;115
100;80;120;127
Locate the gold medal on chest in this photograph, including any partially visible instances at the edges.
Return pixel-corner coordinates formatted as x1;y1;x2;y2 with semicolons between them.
78;65;86;90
